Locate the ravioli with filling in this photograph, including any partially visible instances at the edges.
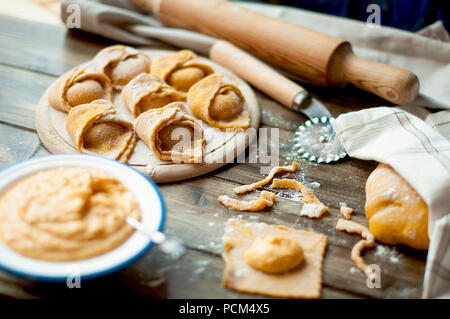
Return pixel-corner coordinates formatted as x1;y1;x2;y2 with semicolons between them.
134;102;204;163
48;67;112;112
66;99;136;162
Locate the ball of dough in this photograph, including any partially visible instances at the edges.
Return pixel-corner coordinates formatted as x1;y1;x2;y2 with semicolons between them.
66;79;105;106
168;67;206;92
110;55;150;87
209;89;243;121
365;163;429;250
244;236;304;273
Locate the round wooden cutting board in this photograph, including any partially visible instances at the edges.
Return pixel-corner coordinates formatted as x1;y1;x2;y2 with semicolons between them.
35;49;260;183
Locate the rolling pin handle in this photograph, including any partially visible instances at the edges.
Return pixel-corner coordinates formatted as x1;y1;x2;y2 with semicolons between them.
340;53;420;105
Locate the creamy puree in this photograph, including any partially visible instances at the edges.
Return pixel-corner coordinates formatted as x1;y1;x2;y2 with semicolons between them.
0;167;140;261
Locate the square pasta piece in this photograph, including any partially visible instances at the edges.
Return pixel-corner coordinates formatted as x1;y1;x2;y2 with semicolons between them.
222;218;327;298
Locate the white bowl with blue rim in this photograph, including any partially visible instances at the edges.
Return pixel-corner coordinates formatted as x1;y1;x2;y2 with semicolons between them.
0;154;165;282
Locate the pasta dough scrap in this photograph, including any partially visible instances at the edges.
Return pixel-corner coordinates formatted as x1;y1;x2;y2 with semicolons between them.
340;204;353;220
222;218;327;298
93;45;151;90
218;191;275;212
187;74;250;130
299;203;328;218
151;50;214;95
121;73;184;118
335;218;377;283
270;178;328;218
365;163;429;250
233;161;300;195
135;102;205;163
48;67;112;112
66;99;136;162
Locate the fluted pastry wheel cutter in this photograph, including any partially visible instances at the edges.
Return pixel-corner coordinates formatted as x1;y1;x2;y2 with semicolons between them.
210;41;347;163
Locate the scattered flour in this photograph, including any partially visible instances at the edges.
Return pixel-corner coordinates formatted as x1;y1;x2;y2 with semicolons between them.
233;268;249;278
271;188;304;203
382;187;398;201
146;277;166;287
349;266;360;274
375;245;402;264
308;181;320;189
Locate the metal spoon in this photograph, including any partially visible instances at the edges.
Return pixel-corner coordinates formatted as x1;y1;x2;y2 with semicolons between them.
126;217;185;259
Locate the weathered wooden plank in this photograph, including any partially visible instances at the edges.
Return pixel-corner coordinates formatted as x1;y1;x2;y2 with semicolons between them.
0;14;175;77
0;90;424;298
0;15;425;299
0;121;424;298
157;176;425;298
214;125;378;214
0;124;366;298
0;114;424;298
0;245;358;299
0;64;55;130
119;247;363;299
0;14;113;76
0;123;40;168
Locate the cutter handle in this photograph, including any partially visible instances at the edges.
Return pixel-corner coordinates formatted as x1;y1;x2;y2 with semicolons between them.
210;40;305;110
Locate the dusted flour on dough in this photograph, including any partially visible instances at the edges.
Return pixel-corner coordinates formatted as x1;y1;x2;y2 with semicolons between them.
222;218;327;298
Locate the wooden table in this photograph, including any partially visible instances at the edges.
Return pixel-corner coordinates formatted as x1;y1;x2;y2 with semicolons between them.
0;15;427;299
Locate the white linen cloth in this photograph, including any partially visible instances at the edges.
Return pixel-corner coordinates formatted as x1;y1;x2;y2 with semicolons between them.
60;0;450;298
332;107;450;298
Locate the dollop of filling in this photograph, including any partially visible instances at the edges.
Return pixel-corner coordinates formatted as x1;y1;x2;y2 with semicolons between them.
66;79;105;106
244;236;304;273
209;89;243;121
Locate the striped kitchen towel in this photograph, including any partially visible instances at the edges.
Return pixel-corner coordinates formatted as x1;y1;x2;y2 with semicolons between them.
333;106;450;298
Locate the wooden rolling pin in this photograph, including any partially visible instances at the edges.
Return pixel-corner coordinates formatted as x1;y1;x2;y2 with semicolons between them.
210;40;307;112
132;0;419;105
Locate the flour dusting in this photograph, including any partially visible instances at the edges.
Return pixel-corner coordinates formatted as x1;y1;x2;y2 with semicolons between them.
375;245;402;264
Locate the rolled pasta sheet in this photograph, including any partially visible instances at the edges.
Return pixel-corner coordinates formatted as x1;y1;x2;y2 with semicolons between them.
122;73;184;118
93;45;151;90
187;74;250;130
66;99;137;162
48;67;112;112
151;50;214;96
135;102;205;163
